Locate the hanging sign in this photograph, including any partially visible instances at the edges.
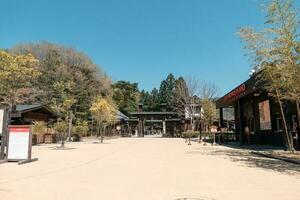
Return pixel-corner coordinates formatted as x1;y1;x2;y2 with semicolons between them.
7;125;32;161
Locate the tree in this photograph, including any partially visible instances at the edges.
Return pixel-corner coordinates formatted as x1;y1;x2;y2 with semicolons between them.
53;120;68;147
139;88;160;111
238;0;299;151
201;99;218;144
0;51;40;109
199;81;220;143
158;73;176;111
90;97;116;143
10;42;112;121
112;81;139;115
173;77;201;131
149;88;160;111
50;80;77;147
73;120;89;137
173;77;219;144
139;90;152;111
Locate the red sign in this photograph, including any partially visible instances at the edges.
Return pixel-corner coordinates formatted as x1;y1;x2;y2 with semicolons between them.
224;84;246;102
9;127;30;133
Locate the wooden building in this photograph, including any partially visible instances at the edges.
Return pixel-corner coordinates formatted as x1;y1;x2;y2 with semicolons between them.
216;76;300;149
11;104;57;125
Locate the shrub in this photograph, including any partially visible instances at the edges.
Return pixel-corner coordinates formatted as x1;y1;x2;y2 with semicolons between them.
72;121;89;136
32;121;46;135
181;131;199;138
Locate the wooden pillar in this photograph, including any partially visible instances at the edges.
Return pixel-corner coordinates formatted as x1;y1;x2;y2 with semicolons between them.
219;108;224;128
138;118;145;137
237;99;244;145
163;120;166;136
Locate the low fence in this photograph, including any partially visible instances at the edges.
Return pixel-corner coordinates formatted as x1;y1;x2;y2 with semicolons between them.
179;131;238;144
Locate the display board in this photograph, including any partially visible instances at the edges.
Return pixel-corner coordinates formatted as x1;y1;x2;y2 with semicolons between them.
259;100;272;130
0;109;4;136
7;126;32;161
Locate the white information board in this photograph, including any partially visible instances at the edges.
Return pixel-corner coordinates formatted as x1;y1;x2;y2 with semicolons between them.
0;109;4;135
7;126;32;161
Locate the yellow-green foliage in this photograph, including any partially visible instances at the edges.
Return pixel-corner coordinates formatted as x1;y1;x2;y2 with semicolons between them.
73;121;89;136
90;97;116;125
32;121;46;135
201;99;217;127
0;51;40;106
53;121;68;134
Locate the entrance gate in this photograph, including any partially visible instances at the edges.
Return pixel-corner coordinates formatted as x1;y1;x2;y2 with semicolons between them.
129;111;182;137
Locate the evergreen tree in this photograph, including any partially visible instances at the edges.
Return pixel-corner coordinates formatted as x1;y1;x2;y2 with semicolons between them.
112;81;139;115
158;73;176;111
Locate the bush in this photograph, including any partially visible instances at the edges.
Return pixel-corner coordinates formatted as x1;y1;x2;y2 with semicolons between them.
181;131;199;138
72;121;89;137
32;121;46;135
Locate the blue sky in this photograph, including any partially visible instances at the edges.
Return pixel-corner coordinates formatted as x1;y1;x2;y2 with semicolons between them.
1;0;299;95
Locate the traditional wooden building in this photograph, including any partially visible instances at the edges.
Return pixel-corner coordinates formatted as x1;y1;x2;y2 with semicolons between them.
216;76;300;149
129;111;183;137
11;104;57;125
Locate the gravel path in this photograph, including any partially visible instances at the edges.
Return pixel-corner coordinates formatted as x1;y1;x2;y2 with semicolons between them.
0;138;299;200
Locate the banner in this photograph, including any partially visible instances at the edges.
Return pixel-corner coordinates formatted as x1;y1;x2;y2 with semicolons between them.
259;100;272;130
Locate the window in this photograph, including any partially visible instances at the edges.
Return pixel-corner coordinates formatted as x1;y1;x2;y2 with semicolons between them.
276;117;282;132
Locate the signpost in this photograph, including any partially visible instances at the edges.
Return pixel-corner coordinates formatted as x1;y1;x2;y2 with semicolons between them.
7;125;38;164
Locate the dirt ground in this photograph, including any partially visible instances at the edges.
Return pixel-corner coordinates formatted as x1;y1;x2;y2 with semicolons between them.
0;137;299;200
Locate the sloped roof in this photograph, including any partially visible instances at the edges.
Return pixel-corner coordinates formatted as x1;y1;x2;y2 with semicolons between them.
14;104;57;117
15;104;43;112
115;110;129;121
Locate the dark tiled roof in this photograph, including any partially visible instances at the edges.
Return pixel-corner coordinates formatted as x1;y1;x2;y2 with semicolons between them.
115;110;129;120
15;104;43;112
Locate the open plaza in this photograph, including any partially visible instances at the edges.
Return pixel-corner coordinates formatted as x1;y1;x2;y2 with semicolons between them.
1;0;300;199
1;137;300;200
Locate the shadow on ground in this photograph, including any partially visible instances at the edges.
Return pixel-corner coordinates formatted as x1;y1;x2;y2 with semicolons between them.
48;146;77;150
187;143;300;176
92;142;111;144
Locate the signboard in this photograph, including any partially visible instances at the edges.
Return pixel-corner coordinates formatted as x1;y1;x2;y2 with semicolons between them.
0;109;4;136
7;126;32;161
224;84;246;102
259;100;272;130
0;107;8;160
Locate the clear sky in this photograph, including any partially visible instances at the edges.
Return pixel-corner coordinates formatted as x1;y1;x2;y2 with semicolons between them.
1;0;299;95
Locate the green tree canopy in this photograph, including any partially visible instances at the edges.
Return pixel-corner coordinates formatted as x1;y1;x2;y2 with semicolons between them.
9;42;112;120
158;73;176;111
112;81;139;115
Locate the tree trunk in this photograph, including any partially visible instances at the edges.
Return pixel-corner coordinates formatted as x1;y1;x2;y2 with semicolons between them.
276;94;294;152
61;132;65;148
198;120;202;143
100;124;104;143
67;112;73;142
296;100;300;148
